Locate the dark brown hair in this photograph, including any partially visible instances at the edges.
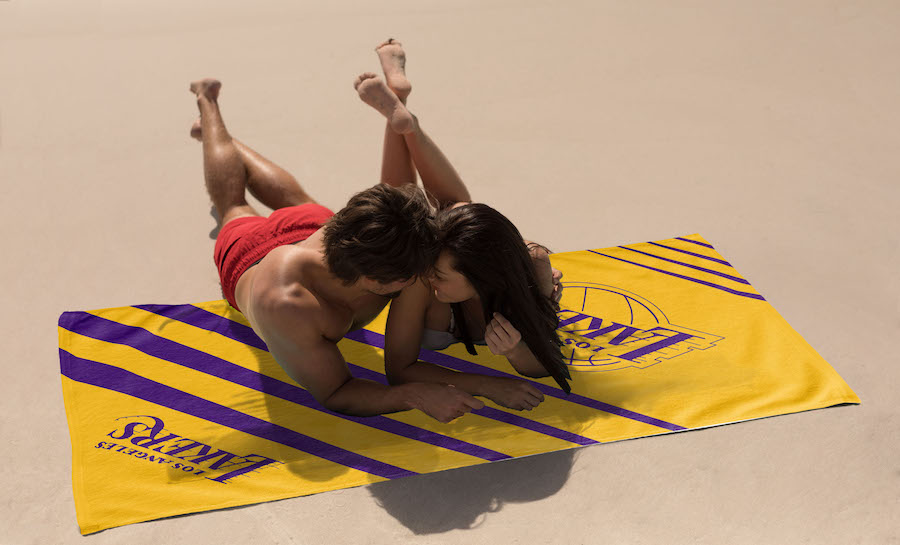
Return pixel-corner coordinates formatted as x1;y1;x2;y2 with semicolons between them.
323;184;440;285
436;203;571;393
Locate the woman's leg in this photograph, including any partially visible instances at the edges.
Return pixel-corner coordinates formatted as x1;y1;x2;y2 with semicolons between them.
375;40;417;188
401;114;472;205
191;122;316;210
370;39;472;205
190;78;260;225
379;114;417;188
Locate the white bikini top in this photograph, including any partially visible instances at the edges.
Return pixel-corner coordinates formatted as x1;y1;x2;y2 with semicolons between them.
420;304;486;351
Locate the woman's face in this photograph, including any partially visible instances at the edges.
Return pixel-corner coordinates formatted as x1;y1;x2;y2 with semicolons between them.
429;250;477;303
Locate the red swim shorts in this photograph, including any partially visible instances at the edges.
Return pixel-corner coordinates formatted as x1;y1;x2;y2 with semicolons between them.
213;203;335;312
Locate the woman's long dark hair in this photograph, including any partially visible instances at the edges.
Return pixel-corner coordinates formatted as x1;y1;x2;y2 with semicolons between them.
435;203;571;394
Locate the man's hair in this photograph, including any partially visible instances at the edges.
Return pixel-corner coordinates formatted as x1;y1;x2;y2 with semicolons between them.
323;184;440;285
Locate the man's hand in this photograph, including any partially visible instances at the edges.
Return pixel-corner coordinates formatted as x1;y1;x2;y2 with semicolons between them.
410;383;485;423
481;376;545;411
550;267;564;304
485;312;522;356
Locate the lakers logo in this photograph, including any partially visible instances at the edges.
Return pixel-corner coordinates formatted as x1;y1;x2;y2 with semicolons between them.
556;282;722;372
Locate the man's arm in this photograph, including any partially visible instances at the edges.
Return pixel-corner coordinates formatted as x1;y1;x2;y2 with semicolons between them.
261;295;483;422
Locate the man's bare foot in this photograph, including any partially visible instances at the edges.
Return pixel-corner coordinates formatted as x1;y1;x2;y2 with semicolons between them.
190;118;202;141
353;72;414;134
375;38;411;103
189;78;221;101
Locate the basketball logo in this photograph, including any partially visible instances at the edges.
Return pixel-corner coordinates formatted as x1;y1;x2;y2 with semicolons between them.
556;282;722;372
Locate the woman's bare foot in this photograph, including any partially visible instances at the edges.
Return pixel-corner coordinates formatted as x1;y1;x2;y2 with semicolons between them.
189;78;221;101
375;38;411;103
190;118;202;141
353;72;414;134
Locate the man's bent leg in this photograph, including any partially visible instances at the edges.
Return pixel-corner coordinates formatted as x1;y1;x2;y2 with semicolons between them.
235;140;318;209
191;119;317;210
190;78;260;225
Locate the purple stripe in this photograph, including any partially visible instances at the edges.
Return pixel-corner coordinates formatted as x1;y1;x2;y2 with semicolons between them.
60;311;511;462
619;247;749;284
140;305;604;443
58;348;414;479
648;242;732;266
588;250;766;302
346;329;685;432
474;407;600;444
134;304;268;351
342;364;597;445
675;237;715;249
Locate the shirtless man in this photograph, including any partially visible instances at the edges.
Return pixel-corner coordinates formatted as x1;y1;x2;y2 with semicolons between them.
189;76;484;423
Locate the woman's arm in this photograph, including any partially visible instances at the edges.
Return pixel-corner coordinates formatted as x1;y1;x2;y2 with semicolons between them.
384;279;545;410
384;278;491;395
484;312;551;378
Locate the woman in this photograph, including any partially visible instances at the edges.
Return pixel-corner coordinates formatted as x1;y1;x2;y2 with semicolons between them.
359;39;571;411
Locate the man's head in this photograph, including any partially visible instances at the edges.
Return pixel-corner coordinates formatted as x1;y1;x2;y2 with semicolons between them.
322;184;440;289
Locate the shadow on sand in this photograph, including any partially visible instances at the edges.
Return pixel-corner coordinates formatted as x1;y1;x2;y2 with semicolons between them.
340;341;592;534
367;447;582;534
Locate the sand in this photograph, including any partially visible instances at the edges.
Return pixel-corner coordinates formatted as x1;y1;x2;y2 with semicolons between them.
1;1;897;543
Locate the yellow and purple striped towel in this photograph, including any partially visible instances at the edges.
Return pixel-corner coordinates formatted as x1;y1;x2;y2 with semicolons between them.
58;233;860;534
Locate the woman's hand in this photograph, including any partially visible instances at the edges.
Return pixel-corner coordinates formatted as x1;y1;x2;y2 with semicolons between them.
550;266;564;304
410;383;485;423
481;376;545;411
485;312;522;356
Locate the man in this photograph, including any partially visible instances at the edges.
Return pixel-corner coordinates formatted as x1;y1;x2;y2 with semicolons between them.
190;77;484;423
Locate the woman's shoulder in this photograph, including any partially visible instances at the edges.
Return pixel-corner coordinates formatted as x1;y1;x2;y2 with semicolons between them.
390;275;436;310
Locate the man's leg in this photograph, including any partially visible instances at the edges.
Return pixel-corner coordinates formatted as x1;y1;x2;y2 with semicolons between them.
190;78;260;225
191;122;317;210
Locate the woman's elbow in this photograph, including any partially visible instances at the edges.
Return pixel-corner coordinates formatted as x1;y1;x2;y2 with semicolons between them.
385;362;413;386
510;362;551;379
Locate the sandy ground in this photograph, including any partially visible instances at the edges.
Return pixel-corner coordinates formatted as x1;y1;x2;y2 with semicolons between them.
1;1;898;543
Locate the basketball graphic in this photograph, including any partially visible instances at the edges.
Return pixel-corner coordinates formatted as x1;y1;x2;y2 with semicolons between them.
556;282;722;372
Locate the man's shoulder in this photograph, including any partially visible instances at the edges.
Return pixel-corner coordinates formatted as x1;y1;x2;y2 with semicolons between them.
254;286;325;344
251;251;326;341
264;243;320;267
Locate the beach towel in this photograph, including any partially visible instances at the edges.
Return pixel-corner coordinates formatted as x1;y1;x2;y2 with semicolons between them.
58;233;860;534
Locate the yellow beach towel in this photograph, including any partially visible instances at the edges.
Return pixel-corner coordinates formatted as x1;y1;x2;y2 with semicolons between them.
58;233;859;534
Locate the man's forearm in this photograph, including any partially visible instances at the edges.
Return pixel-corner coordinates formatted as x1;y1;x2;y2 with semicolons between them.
388;360;491;396
323;377;420;417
